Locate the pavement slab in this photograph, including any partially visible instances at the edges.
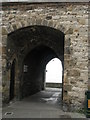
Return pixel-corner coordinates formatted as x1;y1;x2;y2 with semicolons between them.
2;88;86;118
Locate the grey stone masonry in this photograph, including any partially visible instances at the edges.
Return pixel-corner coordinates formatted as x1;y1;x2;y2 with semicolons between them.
1;0;90;2
0;7;2;119
1;2;89;112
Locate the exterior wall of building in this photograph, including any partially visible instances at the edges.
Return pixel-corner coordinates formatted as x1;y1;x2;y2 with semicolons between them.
2;0;89;2
1;3;89;111
0;8;2;119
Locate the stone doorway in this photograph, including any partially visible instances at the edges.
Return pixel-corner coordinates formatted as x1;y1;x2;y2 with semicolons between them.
5;25;64;104
45;58;63;87
21;45;63;99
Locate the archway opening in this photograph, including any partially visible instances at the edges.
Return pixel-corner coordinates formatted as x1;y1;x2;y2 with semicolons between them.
9;59;16;101
22;45;58;98
45;58;63;88
7;25;64;105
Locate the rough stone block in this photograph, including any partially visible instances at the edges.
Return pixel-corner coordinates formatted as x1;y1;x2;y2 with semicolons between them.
2;47;6;54
64;54;70;60
0;46;2;55
48;20;53;27
21;21;28;27
70;78;77;84
67;69;80;77
52;16;60;20
57;24;65;33
68;91;78;98
12;23;18;31
0;86;2;92
31;18;36;25
76;62;88;70
2;59;6;67
64;47;70;54
16;22;22;29
2;27;8;35
64;85;72;91
43;20;49;26
2;35;7;46
36;18;42;25
64;59;76;69
65;28;73;34
46;16;52;20
63;96;70;104
65;38;71;47
77;19;85;25
6;25;13;33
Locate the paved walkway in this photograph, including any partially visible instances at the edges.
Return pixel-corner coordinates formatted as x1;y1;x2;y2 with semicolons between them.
2;88;86;118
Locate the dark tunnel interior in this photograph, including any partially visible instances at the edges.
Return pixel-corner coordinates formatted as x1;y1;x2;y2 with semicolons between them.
22;45;58;98
7;25;64;99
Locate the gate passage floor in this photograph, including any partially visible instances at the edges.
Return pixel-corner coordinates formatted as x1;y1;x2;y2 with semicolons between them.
2;88;86;118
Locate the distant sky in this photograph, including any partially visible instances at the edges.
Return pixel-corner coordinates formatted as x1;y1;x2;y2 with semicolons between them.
46;58;62;83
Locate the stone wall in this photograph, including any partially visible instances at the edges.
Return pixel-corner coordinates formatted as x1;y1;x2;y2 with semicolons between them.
0;9;2;119
1;2;89;111
46;83;62;88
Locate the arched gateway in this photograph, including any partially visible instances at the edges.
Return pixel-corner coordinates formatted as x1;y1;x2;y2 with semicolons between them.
2;3;89;112
7;25;64;99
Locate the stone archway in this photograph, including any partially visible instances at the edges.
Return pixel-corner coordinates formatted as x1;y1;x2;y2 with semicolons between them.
2;3;89;112
7;25;64;100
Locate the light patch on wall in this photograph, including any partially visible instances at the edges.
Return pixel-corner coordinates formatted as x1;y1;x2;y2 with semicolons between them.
46;58;62;83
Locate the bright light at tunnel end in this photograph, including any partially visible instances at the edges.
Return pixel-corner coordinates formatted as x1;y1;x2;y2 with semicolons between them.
46;58;62;83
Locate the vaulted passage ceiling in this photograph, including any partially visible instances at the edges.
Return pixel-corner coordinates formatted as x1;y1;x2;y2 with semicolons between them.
23;45;58;97
7;25;64;98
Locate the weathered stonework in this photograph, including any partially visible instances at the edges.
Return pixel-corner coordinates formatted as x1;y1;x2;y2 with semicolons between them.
1;2;89;111
0;9;2;119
